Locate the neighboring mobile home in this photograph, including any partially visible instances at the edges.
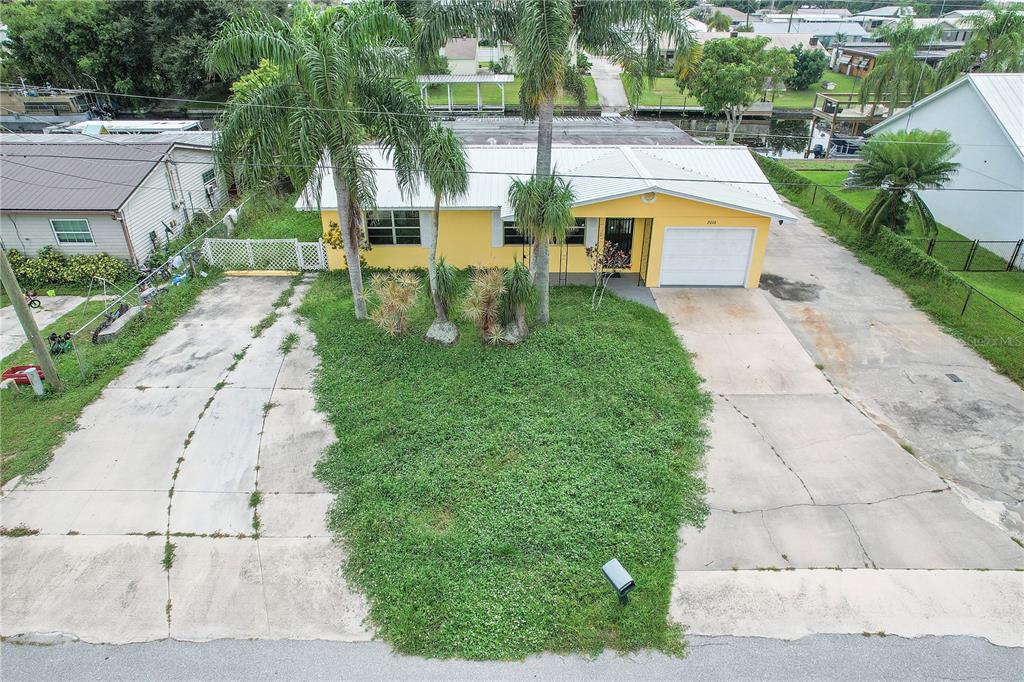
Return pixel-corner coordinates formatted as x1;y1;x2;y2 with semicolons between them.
866;73;1024;260
297;145;793;288
0;132;227;266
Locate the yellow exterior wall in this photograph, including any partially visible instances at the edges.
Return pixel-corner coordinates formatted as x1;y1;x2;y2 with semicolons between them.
320;193;772;288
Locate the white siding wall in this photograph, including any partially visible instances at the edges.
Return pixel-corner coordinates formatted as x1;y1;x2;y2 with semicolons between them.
880;84;1024;257
120;145;226;265
0;212;131;259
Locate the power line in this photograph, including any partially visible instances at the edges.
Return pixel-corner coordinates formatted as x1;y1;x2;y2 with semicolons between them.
2;149;1022;193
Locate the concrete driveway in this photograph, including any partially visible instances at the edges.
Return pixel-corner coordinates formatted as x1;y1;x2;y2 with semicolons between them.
589;57;629;113
1;276;371;644
1;295;90;358
657;204;1024;647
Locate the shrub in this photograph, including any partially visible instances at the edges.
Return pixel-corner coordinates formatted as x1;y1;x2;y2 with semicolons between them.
462;268;507;344
367;271;420;337
6;247;134;286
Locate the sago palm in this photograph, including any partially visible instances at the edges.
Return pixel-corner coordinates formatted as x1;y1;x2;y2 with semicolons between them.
937;4;1024;85
861;18;941;112
507;173;575;324
848;130;959;240
208;1;427;320
419;122;469;338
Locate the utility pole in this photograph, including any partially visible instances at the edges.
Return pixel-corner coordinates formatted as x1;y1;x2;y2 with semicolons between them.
0;248;64;392
787;3;795;33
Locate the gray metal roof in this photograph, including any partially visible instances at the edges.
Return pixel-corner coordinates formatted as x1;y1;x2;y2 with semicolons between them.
443;117;698;146
0;141;170;211
0;131;215;147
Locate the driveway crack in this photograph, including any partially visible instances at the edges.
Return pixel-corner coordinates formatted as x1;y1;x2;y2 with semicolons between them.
708;487;950;514
839;506;877;569
721;395;816;504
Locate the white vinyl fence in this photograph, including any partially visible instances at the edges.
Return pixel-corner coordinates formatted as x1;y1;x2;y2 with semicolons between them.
202;238;328;271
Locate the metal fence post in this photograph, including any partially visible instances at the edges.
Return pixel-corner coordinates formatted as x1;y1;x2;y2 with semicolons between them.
963;240;979;271
1008;239;1023;272
926;238;935;256
812;185;818;204
960;286;973;317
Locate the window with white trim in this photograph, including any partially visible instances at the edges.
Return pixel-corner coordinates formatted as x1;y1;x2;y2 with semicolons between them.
51;219;94;244
367;210;421;245
503;219;526;245
564;217;585;245
201;168;216;184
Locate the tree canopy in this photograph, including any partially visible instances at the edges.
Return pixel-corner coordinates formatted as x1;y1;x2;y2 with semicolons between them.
785;44;829;91
0;0;286;97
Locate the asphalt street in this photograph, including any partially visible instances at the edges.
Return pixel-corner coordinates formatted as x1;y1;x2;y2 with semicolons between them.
3;635;1022;681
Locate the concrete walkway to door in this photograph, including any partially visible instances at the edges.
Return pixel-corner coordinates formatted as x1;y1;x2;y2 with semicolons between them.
1;276;371;644
656;202;1024;647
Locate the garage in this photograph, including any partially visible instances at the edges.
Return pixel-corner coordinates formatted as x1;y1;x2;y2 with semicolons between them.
659;227;756;287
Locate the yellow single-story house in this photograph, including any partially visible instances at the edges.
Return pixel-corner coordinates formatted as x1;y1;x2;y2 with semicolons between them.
296;145;794;287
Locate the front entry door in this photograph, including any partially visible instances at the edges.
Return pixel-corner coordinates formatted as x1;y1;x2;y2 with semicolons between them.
604;218;634;266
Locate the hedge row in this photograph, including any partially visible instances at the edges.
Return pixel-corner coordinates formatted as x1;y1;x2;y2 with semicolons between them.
7;247;135;287
754;154;961;285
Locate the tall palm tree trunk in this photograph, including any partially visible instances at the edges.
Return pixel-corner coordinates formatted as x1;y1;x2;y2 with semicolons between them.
533;93;556;323
333;171;367;320
428;195;447;322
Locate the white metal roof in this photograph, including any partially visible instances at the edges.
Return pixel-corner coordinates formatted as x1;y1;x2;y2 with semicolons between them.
416;74;514;84
49;119;202;134
296;145;794;220
867;74;1023;159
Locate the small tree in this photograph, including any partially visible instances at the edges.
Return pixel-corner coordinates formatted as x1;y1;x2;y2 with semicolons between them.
586;242;630;311
367;272;421;338
502;258;534;342
785;44;829;91
848;129;959;241
688;37;794;142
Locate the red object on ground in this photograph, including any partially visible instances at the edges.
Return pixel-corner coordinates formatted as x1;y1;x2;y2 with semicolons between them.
2;365;45;386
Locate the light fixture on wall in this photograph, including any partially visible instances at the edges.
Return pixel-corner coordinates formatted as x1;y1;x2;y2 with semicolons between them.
640;192;657;204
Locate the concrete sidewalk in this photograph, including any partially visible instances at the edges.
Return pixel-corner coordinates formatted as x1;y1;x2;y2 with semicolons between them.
589;57;629;113
1;276;371;644
1;295;88;357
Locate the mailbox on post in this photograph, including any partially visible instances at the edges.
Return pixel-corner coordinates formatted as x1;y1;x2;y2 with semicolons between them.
601;558;635;605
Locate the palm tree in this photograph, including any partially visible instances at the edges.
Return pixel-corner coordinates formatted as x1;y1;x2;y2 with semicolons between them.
208;2;427;320
861;18;942;112
418;0;689;175
937;3;1024;85
419;122;469;342
848;130;959;240
507;173;575;324
707;11;732;32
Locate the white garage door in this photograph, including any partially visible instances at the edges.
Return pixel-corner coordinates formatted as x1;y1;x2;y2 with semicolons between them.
659;227;755;287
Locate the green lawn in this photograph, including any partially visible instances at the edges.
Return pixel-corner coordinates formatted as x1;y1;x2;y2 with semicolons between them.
785;162;1023;313
425;76;599;108
231;193;323;242
764;157;1024;385
631;71;861;110
0;274;222;485
301;274;711;658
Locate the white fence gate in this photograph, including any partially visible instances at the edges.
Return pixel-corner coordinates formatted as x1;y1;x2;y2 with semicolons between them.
202;238;328;271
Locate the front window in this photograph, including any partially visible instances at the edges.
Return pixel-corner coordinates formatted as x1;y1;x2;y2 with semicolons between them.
201;169;216;184
367;210;421;245
564;217;586;245
51;219;94;244
503;219;526;245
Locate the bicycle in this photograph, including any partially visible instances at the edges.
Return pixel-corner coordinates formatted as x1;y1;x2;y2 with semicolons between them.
24;290;41;309
91;302;130;343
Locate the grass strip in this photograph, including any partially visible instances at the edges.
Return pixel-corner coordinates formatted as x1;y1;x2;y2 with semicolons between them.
300;273;711;659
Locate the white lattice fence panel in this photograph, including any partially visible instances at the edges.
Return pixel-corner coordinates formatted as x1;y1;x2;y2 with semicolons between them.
299;240;328;270
203;238;326;271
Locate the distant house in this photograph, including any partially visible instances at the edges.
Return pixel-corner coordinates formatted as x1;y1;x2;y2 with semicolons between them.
0;132;228;266
853;5;916;30
44;120;203;135
746;20;871;48
866;74;1024;258
442;38;479;75
830;43;964;78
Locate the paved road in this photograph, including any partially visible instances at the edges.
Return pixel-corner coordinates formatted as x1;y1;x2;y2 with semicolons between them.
1;275;371;643
3;635;1022;681
654;202;1024;645
589;56;629;113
